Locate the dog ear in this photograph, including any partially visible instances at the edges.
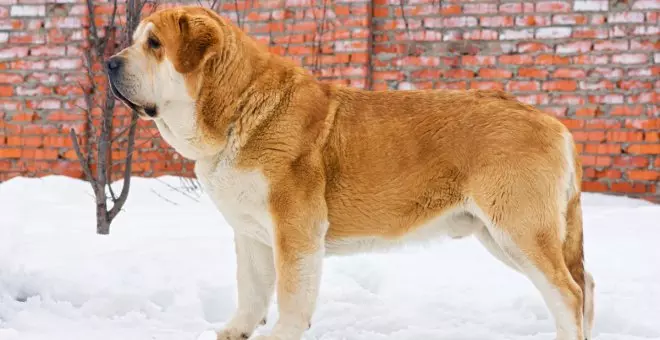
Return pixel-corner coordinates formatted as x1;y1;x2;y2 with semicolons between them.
174;12;217;74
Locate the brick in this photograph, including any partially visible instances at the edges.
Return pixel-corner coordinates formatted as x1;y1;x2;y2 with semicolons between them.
589;68;624;78
556;41;592;53
618;80;652;90
645;132;660;142
518;42;552;53
576;107;603;117
593;40;629;51
463;3;497;14
499;55;534;65
0;85;13;96
582;181;608;192
0;73;23;83
610;105;646;116
463;30;498;41
44;17;82;29
16;85;51;96
470;81;504;90
499;3;523;13
536;55;570;65
592;169;623;179
479;16;514;27
518;68;548;79
627;144;660;154
614;156;650;168
10;4;45;16
536;27;572;39
608;12;645;23
435;81;467;90
47;58;83;70
425;16;477;28
632;26;659;36
26;99;60;110
611;182;647;194
552;68;586;78
443;69;474;79
516;94;550;105
440;4;461;15
544;107;568;117
500;29;534;40
0;47;29;59
461;56;496;66
579;80;615;90
606;131;645;142
628;170;659;181
573;55;609;65
574;0;608;11
478;68;512;79
580;155;612;166
552;94;586;105
516;15;552;27
543;80;577;91
0;149;22;159
506;81;540;92
552;14;587;25
536;1;571;12
589;94;624;104
572;27;608;39
612;53;648;64
0;19;24;30
632;0;660;10
630;40;660;51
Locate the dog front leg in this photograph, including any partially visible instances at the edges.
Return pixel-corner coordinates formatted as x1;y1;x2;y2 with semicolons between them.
253;219;327;340
217;233;275;340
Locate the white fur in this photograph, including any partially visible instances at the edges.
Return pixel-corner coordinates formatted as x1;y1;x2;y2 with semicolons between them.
584;272;595;340
217;232;275;339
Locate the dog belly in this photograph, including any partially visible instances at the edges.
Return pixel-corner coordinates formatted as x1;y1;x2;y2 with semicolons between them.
325;209;482;256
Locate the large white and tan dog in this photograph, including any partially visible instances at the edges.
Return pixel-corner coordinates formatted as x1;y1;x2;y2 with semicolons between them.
107;6;595;340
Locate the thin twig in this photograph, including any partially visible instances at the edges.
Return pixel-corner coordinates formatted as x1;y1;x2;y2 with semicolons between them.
150;188;180;205
233;0;242;28
156;177;201;202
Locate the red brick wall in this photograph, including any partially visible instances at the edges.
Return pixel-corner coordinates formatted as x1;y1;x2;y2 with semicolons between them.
1;0;659;202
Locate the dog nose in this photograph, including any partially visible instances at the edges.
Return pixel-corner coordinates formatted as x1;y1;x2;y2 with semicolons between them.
106;57;123;72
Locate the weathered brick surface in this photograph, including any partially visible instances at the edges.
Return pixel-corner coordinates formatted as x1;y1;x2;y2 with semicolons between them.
0;0;658;202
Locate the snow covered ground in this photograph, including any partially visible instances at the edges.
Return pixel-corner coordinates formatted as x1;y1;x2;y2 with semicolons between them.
0;175;658;340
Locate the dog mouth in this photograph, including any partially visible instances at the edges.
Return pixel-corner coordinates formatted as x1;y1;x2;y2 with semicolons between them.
109;81;157;118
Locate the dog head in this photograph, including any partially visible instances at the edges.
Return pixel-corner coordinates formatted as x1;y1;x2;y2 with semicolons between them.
106;6;224;120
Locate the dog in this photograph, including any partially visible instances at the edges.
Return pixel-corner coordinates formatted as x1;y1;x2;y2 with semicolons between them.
107;6;595;340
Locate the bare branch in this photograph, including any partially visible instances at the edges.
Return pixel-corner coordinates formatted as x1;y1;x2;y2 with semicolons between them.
108;180;119;201
108;111;139;220
110;119;139;142
398;0;412;45
69;128;97;190
233;0;242;28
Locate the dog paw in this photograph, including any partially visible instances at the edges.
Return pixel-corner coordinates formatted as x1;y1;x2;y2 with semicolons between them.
216;328;251;340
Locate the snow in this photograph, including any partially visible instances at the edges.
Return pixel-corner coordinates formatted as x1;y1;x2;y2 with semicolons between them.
0;175;659;340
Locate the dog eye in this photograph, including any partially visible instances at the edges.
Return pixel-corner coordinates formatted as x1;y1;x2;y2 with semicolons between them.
147;37;161;49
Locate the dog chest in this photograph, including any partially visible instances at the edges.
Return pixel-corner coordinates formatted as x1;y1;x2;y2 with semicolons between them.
195;160;274;244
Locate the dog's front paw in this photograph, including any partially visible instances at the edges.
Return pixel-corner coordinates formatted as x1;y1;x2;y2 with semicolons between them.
216;328;251;340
